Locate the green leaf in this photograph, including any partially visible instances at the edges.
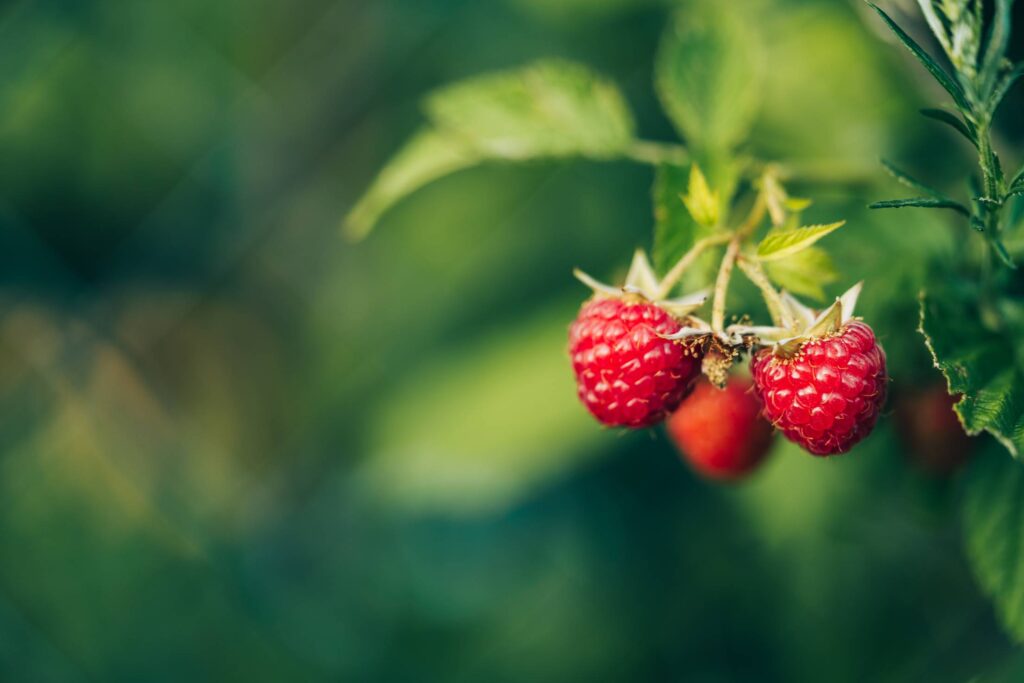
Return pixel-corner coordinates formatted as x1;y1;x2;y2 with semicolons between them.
681;164;720;228
652;163;702;276
867;3;972;112
755;221;846;262
990;63;1024;114
868;197;971;216
919;108;978;146
764;247;838;301
992;238;1017;268
654;1;761;150
978;0;1012;102
962;450;1024;642
1008;165;1024;198
344;128;482;239
346;59;637;237
424;59;635;160
880;158;945;198
919;292;1024;457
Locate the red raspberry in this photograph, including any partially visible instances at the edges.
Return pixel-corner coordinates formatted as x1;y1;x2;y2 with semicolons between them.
569;297;702;428
667;376;774;480
750;321;887;456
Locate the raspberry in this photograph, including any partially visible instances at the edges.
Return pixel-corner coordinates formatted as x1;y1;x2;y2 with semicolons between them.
569;297;702;428
750;321;887;456
896;386;974;475
667;376;774;480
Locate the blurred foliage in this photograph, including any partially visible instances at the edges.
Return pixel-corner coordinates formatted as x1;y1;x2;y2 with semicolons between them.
0;0;1021;681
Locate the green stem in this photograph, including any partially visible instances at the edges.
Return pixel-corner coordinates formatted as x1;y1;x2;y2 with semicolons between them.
711;238;741;332
654;233;732;300
737;257;791;329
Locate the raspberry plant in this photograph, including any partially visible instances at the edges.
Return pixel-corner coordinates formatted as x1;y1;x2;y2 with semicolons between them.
865;0;1024;646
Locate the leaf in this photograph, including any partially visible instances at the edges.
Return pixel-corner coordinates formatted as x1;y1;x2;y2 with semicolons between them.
652;163;702;276
1008;164;1024;198
654;1;761;150
919;291;1024;457
962;450;1024;642
868;197;971;216
424;59;635;161
346;59;637;237
344;128;482;239
681;164;720;228
992;238;1017;268
880;158;944;197
755;221;846;262
919;108;978;146
978;0;1012;102
989;63;1024;114
867;3;972;113
764;247;838;301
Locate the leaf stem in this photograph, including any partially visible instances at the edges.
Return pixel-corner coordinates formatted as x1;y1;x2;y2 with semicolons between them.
623;140;689;166
737;257;791;329
654;233;732;300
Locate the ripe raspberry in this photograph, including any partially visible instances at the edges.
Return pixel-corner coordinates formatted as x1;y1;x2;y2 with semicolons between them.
569;296;702;428
667;376;774;480
896;386;973;475
751;321;887;456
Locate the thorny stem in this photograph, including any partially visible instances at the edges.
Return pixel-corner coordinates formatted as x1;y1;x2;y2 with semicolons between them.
711;237;741;332
654;233;732;300
737;257;792;329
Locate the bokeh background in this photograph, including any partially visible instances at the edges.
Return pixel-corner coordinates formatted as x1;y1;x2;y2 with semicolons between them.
1;0;1023;680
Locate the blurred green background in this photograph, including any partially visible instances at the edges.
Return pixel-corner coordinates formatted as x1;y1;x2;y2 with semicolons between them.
1;0;1023;680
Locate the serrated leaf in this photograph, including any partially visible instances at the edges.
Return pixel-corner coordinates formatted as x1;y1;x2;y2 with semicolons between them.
345;128;482;239
681;164;720;228
919;292;1024;457
919;107;978;146
764;247;838;301
867;3;972;112
963;450;1024;642
868;197;971;216
652;163;702;276
755;221;845;262
654;2;761;150
1009;165;1024;198
424;59;635;160
880;158;945;198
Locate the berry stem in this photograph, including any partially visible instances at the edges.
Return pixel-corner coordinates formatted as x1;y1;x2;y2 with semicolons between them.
711;237;741;332
654;233;732;300
737;256;792;329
